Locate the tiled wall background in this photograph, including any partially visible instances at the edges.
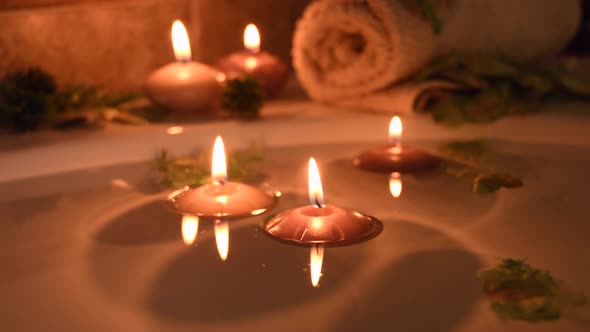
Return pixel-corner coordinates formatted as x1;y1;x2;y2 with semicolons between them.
0;0;311;91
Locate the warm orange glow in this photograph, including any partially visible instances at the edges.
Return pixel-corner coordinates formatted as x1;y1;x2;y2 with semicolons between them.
389;172;402;198
215;219;229;261
308;158;325;207
171;20;191;62
181;215;199;245
310;244;325;287
216;72;227;83
168;186;189;200
212;136;227;183
167;126;184;135
244;24;261;53
388;116;402;145
245;57;258;70
251;208;267;216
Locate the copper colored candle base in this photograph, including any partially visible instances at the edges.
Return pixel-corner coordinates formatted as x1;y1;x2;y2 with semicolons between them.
353;145;441;173
216;51;288;98
169;181;278;219
262;205;383;247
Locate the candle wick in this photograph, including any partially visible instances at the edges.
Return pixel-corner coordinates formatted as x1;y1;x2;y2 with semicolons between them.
214;179;227;186
314;195;323;208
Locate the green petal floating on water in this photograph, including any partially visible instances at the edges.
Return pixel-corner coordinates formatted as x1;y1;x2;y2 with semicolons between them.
473;173;523;194
479;259;587;322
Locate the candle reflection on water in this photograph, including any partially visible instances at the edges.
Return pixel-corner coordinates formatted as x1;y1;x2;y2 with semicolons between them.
310;244;325;287
181;215;199;245
389;172;402;198
215;219;229;261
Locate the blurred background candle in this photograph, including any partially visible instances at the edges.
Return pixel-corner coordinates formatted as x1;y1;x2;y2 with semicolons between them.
353;116;442;173
216;23;288;98
144;20;223;114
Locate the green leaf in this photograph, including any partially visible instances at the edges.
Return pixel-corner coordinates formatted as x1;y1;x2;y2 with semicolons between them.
473;173;523;193
0;67;57;132
222;76;264;119
479;259;587;322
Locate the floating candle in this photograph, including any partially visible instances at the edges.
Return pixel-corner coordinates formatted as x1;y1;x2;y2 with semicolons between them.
169;136;278;219
264;157;383;246
145;20;223;114
216;24;288;98
353;116;441;173
263;157;382;287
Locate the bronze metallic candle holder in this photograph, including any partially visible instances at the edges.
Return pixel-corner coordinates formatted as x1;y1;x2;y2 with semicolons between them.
168;136;278;220
169;182;279;220
353;116;441;173
262;158;383;247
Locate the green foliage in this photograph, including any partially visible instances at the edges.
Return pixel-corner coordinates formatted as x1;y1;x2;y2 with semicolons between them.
439;139;523;194
54;85;140;111
479;259;587;322
473;173;523;193
0;67;143;132
0;68;57;132
418;52;590;126
222;76;264;119
154;145;265;188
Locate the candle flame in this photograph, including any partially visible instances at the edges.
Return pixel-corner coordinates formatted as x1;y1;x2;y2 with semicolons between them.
389;172;402;198
215;219;229;261
310;244;325;287
308;158;325;207
181;215;199;245
171;20;191;63
244;24;261;53
212;136;228;183
388;116;402;145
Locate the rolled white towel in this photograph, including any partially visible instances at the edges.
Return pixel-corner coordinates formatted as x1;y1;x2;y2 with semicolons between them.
292;0;581;113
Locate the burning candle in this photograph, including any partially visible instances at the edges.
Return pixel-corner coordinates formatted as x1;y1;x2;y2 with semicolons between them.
263;157;383;287
216;24;288;98
170;136;278;219
170;136;279;259
353;116;441;173
144;20;223;114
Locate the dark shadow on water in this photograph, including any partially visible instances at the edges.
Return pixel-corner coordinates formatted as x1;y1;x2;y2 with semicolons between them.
331;248;481;332
94;201;181;245
144;224;362;323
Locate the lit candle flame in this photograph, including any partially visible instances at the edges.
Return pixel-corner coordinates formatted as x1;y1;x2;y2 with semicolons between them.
171;20;191;63
308;158;325;207
389;172;402;198
215;219;229;261
310;244;325;287
388;116;402;146
244;24;261;54
212;136;228;183
181;215;199;245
